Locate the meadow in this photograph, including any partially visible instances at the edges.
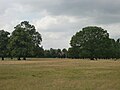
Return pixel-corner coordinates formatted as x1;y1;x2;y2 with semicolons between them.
0;58;120;90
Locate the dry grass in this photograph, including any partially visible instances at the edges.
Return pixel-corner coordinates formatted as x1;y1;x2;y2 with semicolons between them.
0;58;120;90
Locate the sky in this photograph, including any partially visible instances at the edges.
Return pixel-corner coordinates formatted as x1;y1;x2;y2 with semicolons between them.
0;0;120;49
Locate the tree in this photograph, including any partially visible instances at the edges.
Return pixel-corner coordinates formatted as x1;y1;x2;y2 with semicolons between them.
9;21;42;60
70;26;111;60
49;48;57;58
9;28;31;60
33;46;44;58
68;47;80;59
62;48;68;58
114;39;120;59
44;50;51;58
44;48;65;58
57;49;62;58
19;21;42;50
0;30;10;60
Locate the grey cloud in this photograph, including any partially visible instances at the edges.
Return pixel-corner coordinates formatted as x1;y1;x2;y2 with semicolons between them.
2;0;120;24
12;0;120;24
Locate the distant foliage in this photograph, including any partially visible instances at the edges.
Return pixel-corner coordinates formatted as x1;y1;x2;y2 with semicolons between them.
44;48;68;58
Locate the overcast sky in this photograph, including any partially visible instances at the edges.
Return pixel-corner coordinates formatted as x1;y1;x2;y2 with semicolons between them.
0;0;120;49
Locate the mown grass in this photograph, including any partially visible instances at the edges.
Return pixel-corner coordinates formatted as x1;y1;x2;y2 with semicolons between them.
0;58;120;90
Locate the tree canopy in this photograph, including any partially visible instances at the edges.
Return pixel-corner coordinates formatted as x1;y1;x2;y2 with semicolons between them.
69;26;119;60
9;21;42;60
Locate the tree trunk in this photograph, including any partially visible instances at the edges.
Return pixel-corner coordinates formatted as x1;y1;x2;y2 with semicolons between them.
18;57;21;60
11;57;13;59
23;57;26;60
90;57;94;60
2;57;4;60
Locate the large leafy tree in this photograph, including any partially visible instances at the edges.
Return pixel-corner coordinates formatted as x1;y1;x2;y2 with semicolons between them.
9;21;42;60
9;28;31;60
0;30;10;60
70;26;111;60
19;21;42;47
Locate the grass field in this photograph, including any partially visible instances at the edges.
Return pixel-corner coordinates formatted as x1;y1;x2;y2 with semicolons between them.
0;58;120;90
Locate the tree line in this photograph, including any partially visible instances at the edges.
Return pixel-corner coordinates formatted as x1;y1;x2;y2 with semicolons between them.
0;21;120;60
